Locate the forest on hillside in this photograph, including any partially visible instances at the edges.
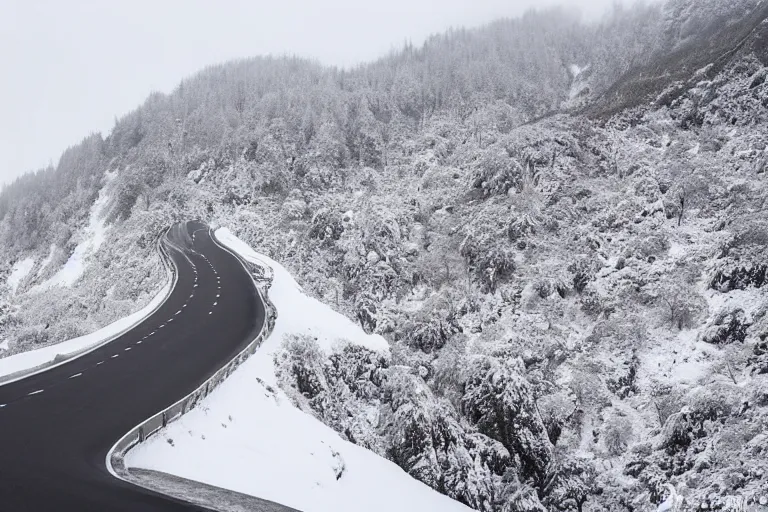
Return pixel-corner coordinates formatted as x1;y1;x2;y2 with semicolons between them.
3;0;768;510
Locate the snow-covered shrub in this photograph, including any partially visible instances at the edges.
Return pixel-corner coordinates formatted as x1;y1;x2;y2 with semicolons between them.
470;146;522;198
603;412;634;456
710;263;768;292
14;325;50;347
381;366;509;511
569;368;612;410
657;280;707;330
499;479;547;512
460;239;516;294
354;294;378;334
537;392;577;447
402;317;451;353
326;341;388;401
605;351;640;399
461;355;552;484
685;383;742;426
628;232;670;261
541;456;596;512
430;335;469;407
274;334;328;401
567;257;598;295
701;309;751;345
280;189;308;222
308;209;344;244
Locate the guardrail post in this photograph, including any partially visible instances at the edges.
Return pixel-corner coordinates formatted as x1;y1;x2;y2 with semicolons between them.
114;229;279;466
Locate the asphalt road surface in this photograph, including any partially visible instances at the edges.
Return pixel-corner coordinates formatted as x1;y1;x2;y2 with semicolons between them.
0;221;279;511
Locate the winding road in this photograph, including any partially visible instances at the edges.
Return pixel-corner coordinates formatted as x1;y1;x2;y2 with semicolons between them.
0;221;282;511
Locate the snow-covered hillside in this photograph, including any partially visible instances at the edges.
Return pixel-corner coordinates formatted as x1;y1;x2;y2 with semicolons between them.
3;1;768;510
126;228;470;512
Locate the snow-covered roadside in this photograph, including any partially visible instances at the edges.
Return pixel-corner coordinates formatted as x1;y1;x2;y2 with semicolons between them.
125;228;471;512
0;280;171;381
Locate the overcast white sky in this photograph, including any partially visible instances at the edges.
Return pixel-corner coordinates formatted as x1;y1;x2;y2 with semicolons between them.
0;0;618;185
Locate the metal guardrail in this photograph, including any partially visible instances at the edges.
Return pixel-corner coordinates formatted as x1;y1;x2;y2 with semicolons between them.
107;228;277;478
0;229;177;387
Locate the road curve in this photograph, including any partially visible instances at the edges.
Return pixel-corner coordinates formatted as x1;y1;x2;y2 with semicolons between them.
0;221;282;511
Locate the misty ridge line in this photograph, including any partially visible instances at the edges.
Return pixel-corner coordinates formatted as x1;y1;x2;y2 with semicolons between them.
4;1;662;186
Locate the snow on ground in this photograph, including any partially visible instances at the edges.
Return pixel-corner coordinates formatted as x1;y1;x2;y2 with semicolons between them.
215;227;389;356
638;327;714;389
125;227;470;512
38;184;111;289
36;244;56;277
6;257;35;294
0;281;171;379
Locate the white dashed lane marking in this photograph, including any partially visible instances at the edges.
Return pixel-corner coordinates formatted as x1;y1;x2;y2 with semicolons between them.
69;373;82;379
96;361;104;366
28;390;44;396
213;302;217;306
111;354;119;359
0;404;6;408
136;340;142;345
124;347;131;352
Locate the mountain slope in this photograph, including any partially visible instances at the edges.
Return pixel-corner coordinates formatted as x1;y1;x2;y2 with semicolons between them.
2;0;768;510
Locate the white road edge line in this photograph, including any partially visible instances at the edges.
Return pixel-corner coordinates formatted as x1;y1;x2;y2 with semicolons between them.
0;226;178;389
106;225;272;498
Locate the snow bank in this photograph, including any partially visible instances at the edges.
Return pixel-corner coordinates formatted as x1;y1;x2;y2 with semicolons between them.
0;281;171;380
6;257;35;293
126;228;469;512
214;227;389;356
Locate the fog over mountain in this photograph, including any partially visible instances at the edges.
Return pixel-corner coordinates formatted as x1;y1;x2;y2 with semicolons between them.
1;0;617;186
2;0;768;510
